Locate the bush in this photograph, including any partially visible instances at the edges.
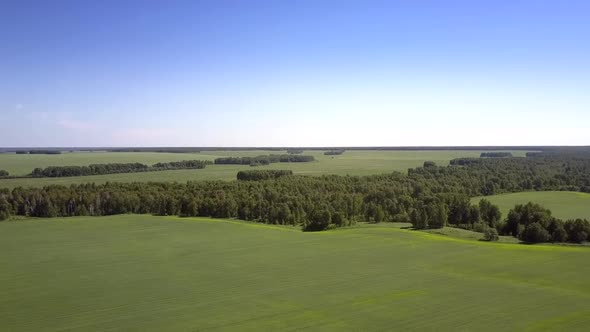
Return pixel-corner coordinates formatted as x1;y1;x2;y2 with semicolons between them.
0;170;9;177
482;227;499;241
423;161;436;167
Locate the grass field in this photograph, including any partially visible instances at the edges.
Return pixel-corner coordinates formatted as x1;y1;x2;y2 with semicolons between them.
472;191;590;221
1;215;589;331
0;150;529;188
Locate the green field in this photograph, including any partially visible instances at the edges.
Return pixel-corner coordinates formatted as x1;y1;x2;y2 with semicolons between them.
0;150;529;188
1;215;589;331
473;191;590;221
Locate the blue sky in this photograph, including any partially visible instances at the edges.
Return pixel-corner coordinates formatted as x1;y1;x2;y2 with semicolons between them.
1;0;589;147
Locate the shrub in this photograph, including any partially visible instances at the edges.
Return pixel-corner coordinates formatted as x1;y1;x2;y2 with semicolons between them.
423;161;436;167
482;227;499;241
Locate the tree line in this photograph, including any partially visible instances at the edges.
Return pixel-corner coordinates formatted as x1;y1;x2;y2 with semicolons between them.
29;160;211;178
324;150;345;155
480;152;513;158
237;170;293;181
16;150;62;154
151;160;211;170
214;154;315;166
109;148;202;153
502;202;590;243
428;156;590;194
287;149;304;154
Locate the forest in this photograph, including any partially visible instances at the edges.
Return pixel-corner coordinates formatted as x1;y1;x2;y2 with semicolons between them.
16;150;62;155
214;154;315;165
237;170;293;181
286;149;303;154
480;152;513;158
324;149;345;155
1;153;589;242
28;160;211;178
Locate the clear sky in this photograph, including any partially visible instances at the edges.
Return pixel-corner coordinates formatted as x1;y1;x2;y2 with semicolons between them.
1;0;589;147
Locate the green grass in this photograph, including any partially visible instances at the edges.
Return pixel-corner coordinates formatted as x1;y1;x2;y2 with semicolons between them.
1;215;589;331
422;226;520;243
472;191;590;221
0;150;529;188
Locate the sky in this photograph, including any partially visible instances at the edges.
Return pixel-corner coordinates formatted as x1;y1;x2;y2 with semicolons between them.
1;0;589;147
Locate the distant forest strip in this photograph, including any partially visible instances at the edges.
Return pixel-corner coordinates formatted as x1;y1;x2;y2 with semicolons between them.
108;148;202;153
480;152;512;158
15;150;62;155
237;170;293;181
1;154;590;243
287;149;303;154
28;160;212;178
214;154;315;165
324;149;345;155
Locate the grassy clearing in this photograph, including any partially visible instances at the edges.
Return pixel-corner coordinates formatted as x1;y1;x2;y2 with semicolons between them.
472;191;590;220
421;226;520;243
0;150;529;188
1;215;589;331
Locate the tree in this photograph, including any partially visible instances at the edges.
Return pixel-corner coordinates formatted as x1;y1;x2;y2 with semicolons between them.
564;219;590;243
503;203;552;236
520;223;551;243
305;207;331;231
180;197;199;216
479;199;502;228
332;212;345;227
410;206;429;229
0;170;9;177
428;203;448;229
551;225;568;242
373;206;385;223
547;219;567;242
0;196;12;220
276;203;292;225
469;205;481;224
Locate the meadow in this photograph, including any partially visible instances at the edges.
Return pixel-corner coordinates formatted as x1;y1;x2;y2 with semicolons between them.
0;150;529;188
1;215;589;331
472;191;590;221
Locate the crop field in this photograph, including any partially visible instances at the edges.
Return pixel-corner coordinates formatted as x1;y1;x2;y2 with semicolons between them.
0;150;529;188
1;215;589;331
472;191;590;221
